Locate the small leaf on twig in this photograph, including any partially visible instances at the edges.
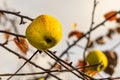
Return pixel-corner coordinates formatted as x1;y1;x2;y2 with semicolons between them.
14;37;29;54
76;60;97;76
106;28;115;39
68;30;84;39
87;40;94;48
54;63;62;71
76;60;84;68
76;60;87;71
96;36;105;45
104;11;118;21
116;18;120;23
115;27;120;34
4;29;10;40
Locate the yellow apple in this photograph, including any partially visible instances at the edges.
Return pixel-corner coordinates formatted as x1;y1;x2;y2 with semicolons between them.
25;14;62;50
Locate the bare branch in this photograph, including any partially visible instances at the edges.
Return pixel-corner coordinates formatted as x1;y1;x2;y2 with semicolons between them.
0;44;61;80
0;30;26;38
44;50;95;80
0;10;33;21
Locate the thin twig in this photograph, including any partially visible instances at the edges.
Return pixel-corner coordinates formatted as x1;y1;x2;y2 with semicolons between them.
83;0;97;71
0;30;26;38
75;44;85;49
7;50;39;80
110;41;120;50
0;63;100;77
44;50;85;80
0;10;33;21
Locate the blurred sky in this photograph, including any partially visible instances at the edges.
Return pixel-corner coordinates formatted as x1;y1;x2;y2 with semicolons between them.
0;0;120;80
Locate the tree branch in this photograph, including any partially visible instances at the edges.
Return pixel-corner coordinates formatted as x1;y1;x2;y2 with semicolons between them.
0;63;102;77
0;10;33;21
0;44;61;80
0;30;26;38
44;50;95;80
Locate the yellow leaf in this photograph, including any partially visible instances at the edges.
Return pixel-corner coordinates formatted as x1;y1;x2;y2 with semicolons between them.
72;23;77;29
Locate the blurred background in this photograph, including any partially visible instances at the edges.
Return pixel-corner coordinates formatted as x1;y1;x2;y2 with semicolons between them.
0;0;120;80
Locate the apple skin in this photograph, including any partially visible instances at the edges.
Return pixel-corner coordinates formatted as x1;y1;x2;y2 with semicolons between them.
25;14;62;50
85;50;108;72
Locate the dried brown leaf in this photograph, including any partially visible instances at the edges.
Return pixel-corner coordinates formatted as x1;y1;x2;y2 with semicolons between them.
116;18;120;23
116;27;120;34
104;50;118;67
14;37;28;54
77;60;84;68
76;60;87;71
104;11;118;21
4;29;10;40
87;40;94;48
103;50;118;75
68;30;84;39
104;65;115;75
54;63;62;71
96;36;105;45
106;28;115;39
76;60;97;76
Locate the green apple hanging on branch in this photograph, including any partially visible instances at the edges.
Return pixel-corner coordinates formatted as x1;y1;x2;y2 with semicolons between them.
85;50;108;76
